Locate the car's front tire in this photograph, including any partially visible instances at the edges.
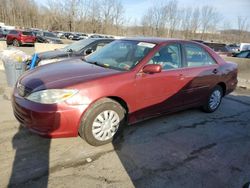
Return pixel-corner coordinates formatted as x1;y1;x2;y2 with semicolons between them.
79;98;126;146
203;85;223;113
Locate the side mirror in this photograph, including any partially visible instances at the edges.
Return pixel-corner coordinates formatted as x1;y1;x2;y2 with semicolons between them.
85;48;94;55
142;64;162;74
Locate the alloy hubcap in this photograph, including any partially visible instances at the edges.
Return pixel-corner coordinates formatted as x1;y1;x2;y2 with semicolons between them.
209;90;221;110
92;110;120;141
14;40;18;46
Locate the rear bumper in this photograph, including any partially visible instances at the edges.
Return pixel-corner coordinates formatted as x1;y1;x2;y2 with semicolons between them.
20;38;35;45
12;89;89;138
20;41;35;45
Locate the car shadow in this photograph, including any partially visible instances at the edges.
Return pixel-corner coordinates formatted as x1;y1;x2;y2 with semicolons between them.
8;78;53;188
112;92;250;188
8;127;50;188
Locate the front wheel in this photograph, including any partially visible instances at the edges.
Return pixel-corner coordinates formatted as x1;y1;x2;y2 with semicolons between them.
79;98;126;146
202;85;223;113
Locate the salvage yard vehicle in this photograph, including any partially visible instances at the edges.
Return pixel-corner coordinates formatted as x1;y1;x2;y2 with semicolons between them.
34;31;63;44
6;30;36;47
233;50;250;59
29;38;114;67
203;42;233;57
12;38;238;146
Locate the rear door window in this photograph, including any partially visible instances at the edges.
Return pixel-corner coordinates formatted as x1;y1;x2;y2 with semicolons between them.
184;44;216;67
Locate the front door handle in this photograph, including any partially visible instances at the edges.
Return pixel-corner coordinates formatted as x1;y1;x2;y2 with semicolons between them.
179;74;185;80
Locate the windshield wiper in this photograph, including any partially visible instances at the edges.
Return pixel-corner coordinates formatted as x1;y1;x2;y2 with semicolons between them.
83;59;109;68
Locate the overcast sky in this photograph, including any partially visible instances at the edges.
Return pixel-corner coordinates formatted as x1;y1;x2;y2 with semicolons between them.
122;0;249;29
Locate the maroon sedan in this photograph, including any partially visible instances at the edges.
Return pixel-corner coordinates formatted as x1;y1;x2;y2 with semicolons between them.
12;38;238;146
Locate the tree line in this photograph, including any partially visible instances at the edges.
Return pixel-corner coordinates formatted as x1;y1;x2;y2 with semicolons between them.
0;0;249;43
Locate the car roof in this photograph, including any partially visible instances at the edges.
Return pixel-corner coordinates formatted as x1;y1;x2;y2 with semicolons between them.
120;37;193;44
88;38;115;41
10;29;32;32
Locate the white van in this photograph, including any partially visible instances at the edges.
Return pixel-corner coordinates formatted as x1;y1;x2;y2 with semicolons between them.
240;43;250;51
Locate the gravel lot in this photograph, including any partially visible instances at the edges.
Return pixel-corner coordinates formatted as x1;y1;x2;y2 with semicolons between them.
0;65;250;188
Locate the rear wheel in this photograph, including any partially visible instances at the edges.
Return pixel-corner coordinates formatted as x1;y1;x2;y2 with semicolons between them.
13;39;20;47
202;85;223;113
79;98;126;146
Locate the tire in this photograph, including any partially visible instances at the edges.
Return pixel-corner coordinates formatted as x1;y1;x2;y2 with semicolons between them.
202;85;223;113
13;39;20;47
79;98;126;146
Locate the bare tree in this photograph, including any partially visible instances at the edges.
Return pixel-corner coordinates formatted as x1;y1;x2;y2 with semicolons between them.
164;0;179;37
113;0;125;35
200;6;219;40
0;0;249;43
237;16;249;42
180;7;192;39
190;8;201;38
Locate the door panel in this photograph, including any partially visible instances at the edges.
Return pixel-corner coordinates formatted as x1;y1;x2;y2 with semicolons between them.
134;43;186;120
135;69;188;120
180;65;219;106
181;43;220;106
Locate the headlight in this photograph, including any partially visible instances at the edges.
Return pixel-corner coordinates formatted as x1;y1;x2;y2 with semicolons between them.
38;58;67;66
26;89;78;104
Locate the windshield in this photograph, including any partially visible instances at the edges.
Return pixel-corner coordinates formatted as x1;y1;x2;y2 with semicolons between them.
44;32;57;38
62;38;95;52
85;40;156;71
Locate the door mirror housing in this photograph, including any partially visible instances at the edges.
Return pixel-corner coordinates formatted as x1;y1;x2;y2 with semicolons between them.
84;48;94;55
142;64;162;74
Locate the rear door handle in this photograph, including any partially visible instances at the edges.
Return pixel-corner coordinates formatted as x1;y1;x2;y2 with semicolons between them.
212;69;218;74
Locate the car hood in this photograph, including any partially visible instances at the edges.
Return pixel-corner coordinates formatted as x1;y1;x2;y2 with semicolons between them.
19;58;121;92
37;49;70;59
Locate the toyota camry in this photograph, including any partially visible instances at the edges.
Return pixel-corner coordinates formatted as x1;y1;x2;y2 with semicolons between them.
12;38;238;146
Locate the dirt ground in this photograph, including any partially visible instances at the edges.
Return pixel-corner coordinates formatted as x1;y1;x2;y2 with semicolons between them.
1;67;250;188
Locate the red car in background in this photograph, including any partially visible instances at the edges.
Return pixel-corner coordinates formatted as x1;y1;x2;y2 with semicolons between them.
6;30;36;47
12;38;238;146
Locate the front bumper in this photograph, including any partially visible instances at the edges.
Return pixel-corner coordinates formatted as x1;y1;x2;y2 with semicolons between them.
12;89;89;138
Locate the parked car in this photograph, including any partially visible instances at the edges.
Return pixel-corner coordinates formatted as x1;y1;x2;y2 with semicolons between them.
89;34;104;38
28;38;114;67
240;43;250;51
34;31;63;44
6;30;36;46
227;43;240;52
0;29;9;40
233;50;250;59
55;32;65;38
70;33;81;40
203;42;233;56
12;38;238;146
0;29;5;39
63;32;72;39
